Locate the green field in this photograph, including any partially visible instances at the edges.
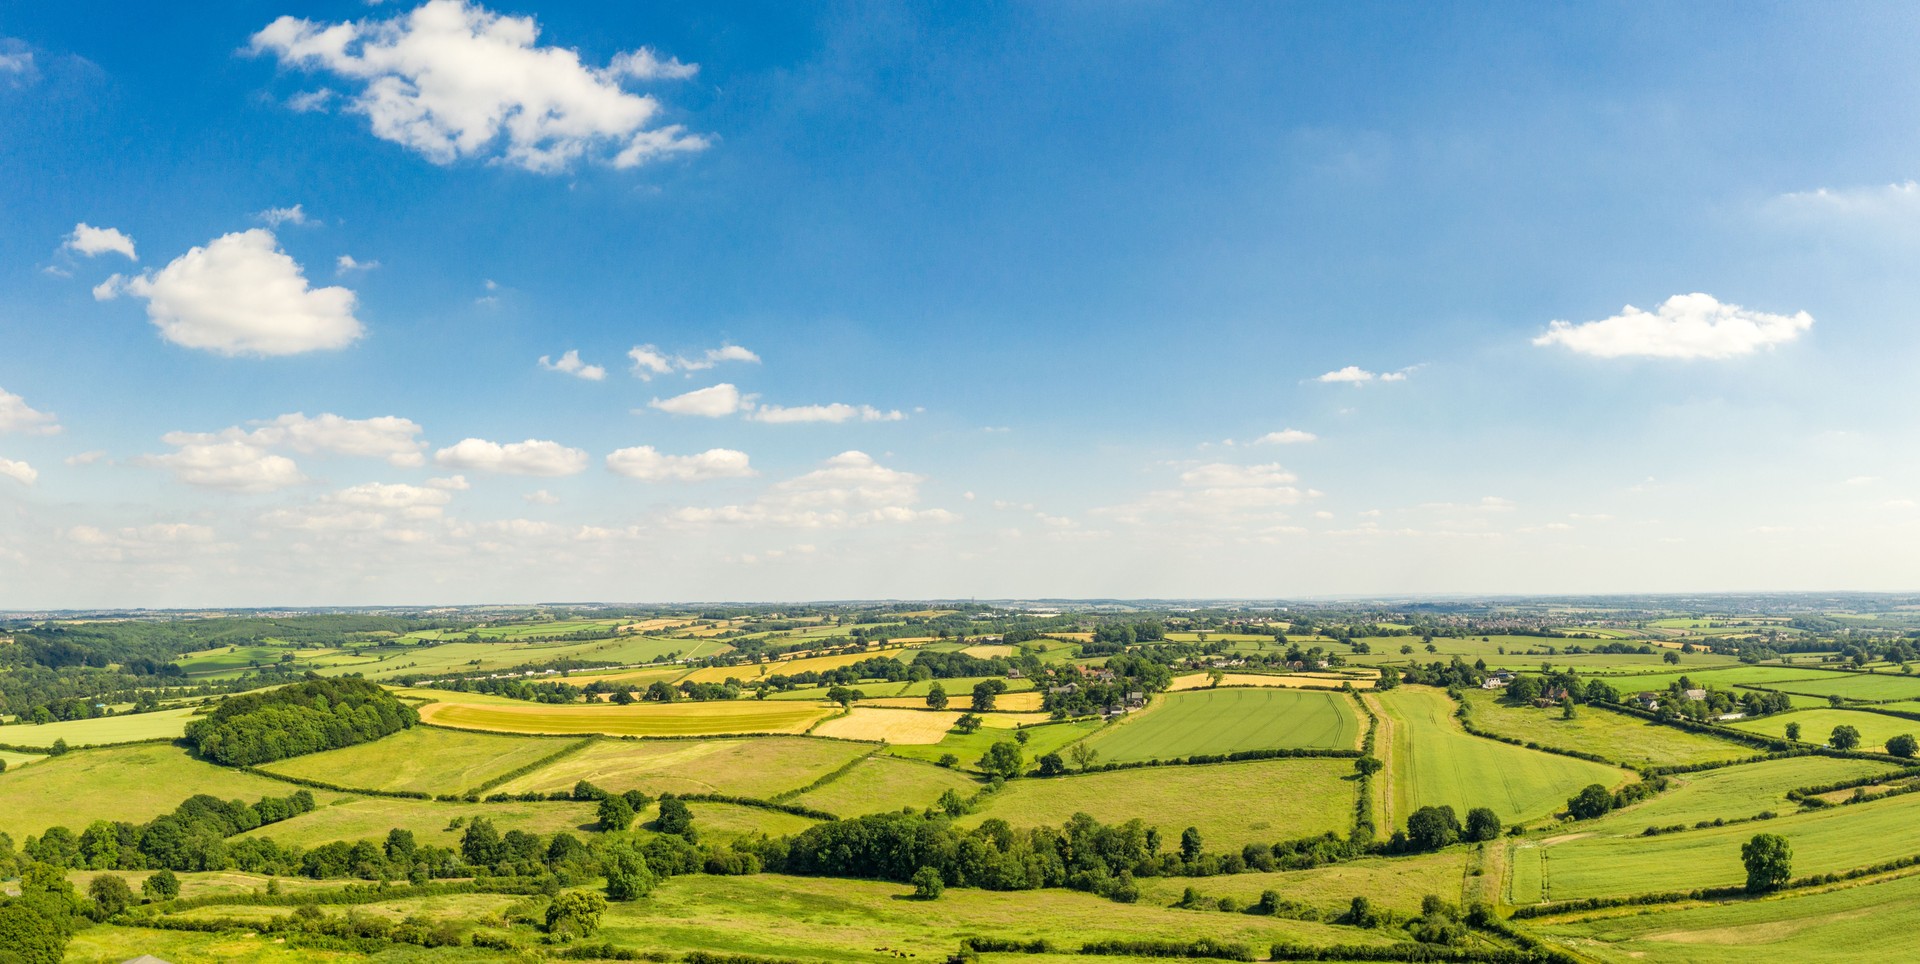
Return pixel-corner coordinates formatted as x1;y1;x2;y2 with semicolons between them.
237;795;596;848
1572;665;1830;693
1575;755;1896;836
961;757;1356;849
1378;688;1626;827
0;748;44;769
677;800;822;840
1729;708;1920;749
493;735;872;798
790;754;981;816
1134;850;1470;916
1757;671;1920;701
261;726;585;795
1078;688;1360;764
0;706;200;747
886;718;1103;770
1460;689;1753;767
0;743;339;838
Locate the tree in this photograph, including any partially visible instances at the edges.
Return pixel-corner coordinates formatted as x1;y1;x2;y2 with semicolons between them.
1036;752;1066;776
971;679;1006;712
1785;721;1802;742
461;816;503;866
1354;756;1384;777
1567;784;1614;820
0;902;67;964
1406;806;1461;851
1068;743;1100;772
1828;694;1847;709
86;875;134;920
953;713;983;735
602;842;655;901
1179;826;1204;862
545;889;607;939
1345;895;1378;927
1889;734;1918;759
141;869;180;902
655;796;696;838
911;866;944;900
936;753;960;768
1561;697;1577;720
1742;833;1792;893
1663;650;1681;665
597;796;635;832
979;741;1024;779
1830;724;1862;751
925;682;948;710
1464;807;1502;843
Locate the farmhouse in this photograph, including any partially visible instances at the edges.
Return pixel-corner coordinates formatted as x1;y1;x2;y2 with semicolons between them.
1634;692;1660;710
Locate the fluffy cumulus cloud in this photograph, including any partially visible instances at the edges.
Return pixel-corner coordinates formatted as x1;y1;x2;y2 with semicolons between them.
65;222;137;260
329;481;454;510
248;413;427;466
1253;428;1316;445
434;437;589;476
606;445;754;482
250;0;708;172
254;204;311;227
1533;293;1813;360
99;229;362;356
0;457;36;486
139;433;307;492
649;383;748;417
747;403;906;424
539;349;606;381
627;343;758;380
672;451;953;528
1101;461;1316;526
0;388;61;435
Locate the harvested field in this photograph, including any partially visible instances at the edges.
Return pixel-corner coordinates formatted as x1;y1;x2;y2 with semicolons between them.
493;736;870;798
416;699;833;737
810;708;963;743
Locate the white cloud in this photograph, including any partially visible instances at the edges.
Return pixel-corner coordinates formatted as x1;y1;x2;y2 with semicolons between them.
0;458;36;486
1253;428;1316;445
65;451;107;466
539;349;607;381
108;229;362;356
524;489;560;505
1772;181;1920;219
427;475;470;490
251;0;709;173
607;445;754;482
1533;293;1813;360
248;412;427;466
671;451;952;527
336;254;379;274
604;47;698;81
329;482;453;518
254;204;311;227
434;437;588;476
65;223;137;260
1100;461;1315;525
140;433;306;492
0;388;61;435
627;343;759;379
91;275;123;300
1316;365;1376;384
649;383;747;417
286;88;335;112
747;403;906;424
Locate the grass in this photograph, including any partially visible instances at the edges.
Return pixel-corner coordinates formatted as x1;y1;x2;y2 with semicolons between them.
791;755;981;817
1133;851;1470;916
1523;789;1920;902
674;800;821;840
1379;687;1627;826
1729;708;1920;750
238;795;597;847
492;735;872;798
415;699;834;736
0;706;200;747
1168;672;1374;691
678;647;914;686
260;726;583;795
1575;755;1897;836
1582;665;1832;693
65;926;503;963
961;758;1357;850
1080;689;1360;764
0;743;338;838
811;707;963;743
1460;689;1753;767
1527;867;1920;963
886;718;1103;771
0;748;44;769
1759;671;1920;701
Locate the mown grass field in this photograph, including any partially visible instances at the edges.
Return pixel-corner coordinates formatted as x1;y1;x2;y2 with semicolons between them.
1527;866;1920;963
237;796;596;848
1134;850;1470;916
493;735;871;798
0;743;339;838
1080;689;1361;764
675;800;821;841
0;748;44;769
886;718;1103;771
810;707;963;743
791;754;980;817
260;726;584;795
1759;671;1920;701
416;699;834;736
1583;665;1831;694
1460;689;1753;767
1519;790;1920;902
1729;708;1920;749
960;758;1356;849
1573;755;1895;836
0;705;200;747
1380;688;1626;826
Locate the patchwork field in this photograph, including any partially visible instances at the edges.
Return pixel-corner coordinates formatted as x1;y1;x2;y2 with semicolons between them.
261;726;583;795
1460;689;1753;767
1379;688;1627;826
1757;672;1920;701
1079;688;1361;764
1729;708;1920;749
790;755;981;817
238;796;597;848
1168;672;1374;691
415;699;834;736
0;706;200;747
677;648;913;686
492;735;871;798
960;757;1356;849
886;718;1103;771
1134;851;1470;916
1575;755;1896;836
810;707;963;743
0;743;339;838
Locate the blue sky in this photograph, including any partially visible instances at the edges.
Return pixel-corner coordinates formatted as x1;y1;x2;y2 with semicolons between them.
4;1;1920;607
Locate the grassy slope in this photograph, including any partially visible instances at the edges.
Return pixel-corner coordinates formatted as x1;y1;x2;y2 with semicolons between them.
1730;708;1920;749
261;727;583;795
1080;689;1360;764
1460;689;1754;768
887;719;1103;770
0;706;199;747
0;743;339;838
791;755;981;817
494;735;871;798
238;796;597;848
1576;755;1897;836
1133;851;1470;916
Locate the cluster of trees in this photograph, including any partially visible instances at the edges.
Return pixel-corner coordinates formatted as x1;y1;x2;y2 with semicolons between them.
0;863;87;964
1087;620;1167;648
1386;805;1502;853
13;790;316;873
186;676;418;766
1041;654;1176;718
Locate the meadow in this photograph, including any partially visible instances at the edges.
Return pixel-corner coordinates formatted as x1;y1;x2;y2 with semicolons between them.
1133;850;1470;915
235;796;597;848
789;754;981;817
1728;708;1920;749
1756;671;1920;701
1576;755;1895;837
0;706;200;747
492;735;871;798
1079;688;1361;764
1460;689;1753;767
1167;672;1374;690
415;699;834;737
885;718;1103;770
260;727;586;796
675;647;912;686
0;743;339;838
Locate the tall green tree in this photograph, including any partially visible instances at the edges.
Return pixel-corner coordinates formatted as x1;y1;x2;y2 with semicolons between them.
1742;833;1792;893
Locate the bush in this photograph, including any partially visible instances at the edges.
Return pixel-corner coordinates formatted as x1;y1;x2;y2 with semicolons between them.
911;866;944;900
1464;807;1501;842
1567;784;1613;820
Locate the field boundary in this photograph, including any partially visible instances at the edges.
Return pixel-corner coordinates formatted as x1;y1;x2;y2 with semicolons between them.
770;745;883;801
460;735;598;798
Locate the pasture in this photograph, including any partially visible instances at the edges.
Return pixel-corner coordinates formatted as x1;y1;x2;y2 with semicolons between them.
1574;755;1896;837
415;699;834;737
0;706;199;747
1758;671;1920;701
1584;665;1831;694
885;718;1103;771
260;727;583;796
0;748;44;769
960;757;1356;850
237;796;596;848
1729;708;1920;749
790;755;980;817
1378;688;1627;826
1079;688;1360;765
810;707;963;743
676;800;821;841
1460;689;1752;767
0;743;338;838
677;647;913;686
1134;850;1470;916
492;736;870;798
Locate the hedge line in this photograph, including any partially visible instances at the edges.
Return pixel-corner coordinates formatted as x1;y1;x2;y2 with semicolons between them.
771;746;880;803
676;792;838;821
1268;944;1573;963
237;765;434;800
460;736;597;797
1787;765;1920;801
0;735;177;754
1033;746;1362;780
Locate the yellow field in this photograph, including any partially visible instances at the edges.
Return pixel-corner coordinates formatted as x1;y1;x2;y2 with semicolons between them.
619;618;696;632
961;644;1017;659
492;737;870;798
556;667;689;689
415;700;833;737
677;647;912;685
858;691;1045;712
1168;672;1373;691
978;713;1045;729
810;708;963;744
